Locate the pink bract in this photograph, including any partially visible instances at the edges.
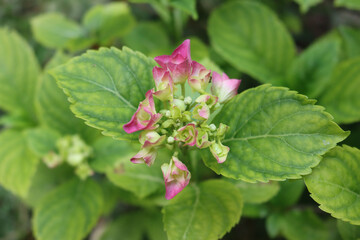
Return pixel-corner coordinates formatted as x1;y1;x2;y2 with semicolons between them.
211;72;241;103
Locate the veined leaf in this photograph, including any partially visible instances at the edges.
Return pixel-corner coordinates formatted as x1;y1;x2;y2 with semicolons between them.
227;179;279;204
335;0;360;10
51;47;156;142
163;180;243;240
294;0;322;13
33;178;104;240
0;130;39;198
208;1;295;85
319;57;360;124
36;51;100;142
83;2;136;45
305;145;360;225
0;28;40;122
286;37;340;98
203;85;348;182
337;220;360;240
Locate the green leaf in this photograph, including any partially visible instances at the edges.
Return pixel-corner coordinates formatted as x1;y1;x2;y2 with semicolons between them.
51;47;156;142
163;179;243;240
305;145;360;225
319;57;360;124
338;26;360;60
90;137;138;173
31;13;90;51
100;210;166;240
203;85;348;182
208;1;295;85
277;209;338;240
337;220;360;240
266;214;282;238
0;130;39;198
169;0;198;19
25;163;73;207
26;128;61;157
83;2;136;45
0;28;40;122
286;37;340;98
270;179;305;208
189;36;210;61
293;0;322;13
335;0;360;10
242;203;269;218
36;51;100;142
33;178;104;240
227;179;279;204
123;22;171;57
106;155;164;199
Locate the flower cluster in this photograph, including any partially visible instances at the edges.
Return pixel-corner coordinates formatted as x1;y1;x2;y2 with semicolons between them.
123;40;241;199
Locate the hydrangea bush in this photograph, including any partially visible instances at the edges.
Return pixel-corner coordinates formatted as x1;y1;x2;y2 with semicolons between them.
1;1;360;240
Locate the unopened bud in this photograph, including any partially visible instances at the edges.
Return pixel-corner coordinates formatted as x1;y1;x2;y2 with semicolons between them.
184;96;192;105
167;136;175;144
214;102;221;109
165;110;171;118
209;124;217;131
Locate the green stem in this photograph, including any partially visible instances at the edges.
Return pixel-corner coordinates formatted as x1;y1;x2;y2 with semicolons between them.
181;83;186;97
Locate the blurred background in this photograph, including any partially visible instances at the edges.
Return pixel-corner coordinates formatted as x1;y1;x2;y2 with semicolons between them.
1;0;360;239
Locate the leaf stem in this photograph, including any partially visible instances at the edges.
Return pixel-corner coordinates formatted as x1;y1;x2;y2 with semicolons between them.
181;83;186;97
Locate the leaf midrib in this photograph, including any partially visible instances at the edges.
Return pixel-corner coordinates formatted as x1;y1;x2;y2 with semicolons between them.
182;184;200;240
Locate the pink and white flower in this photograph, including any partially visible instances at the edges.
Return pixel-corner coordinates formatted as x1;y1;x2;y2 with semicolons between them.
123;89;162;133
193;103;210;120
196;129;213;149
211;72;241;103
154;39;192;84
161;156;191;200
188;61;211;93
153;66;174;101
174;123;198;146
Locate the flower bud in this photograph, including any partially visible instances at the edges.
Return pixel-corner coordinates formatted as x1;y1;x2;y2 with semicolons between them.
184;96;192;105
209;124;217;131
188;61;211;93
211;72;241;103
174;123;198;146
167;136;175;144
210;141;230;163
161;156;191;199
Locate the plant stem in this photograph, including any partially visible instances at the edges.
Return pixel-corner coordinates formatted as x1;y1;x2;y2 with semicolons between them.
181;83;186;97
173;8;183;41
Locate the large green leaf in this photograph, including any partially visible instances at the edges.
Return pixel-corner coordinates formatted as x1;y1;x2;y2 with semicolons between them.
31;12;91;51
227;179;279;204
319;57;360;124
163;179;243;240
337;220;360;240
26;127;61;157
33;178;104;240
0;130;39;198
277;209;338;240
106;156;164;199
335;0;360;10
293;0;322;13
83;2;136;45
305;145;360;225
51;47;156;141
286;37;340;98
208;1;295;85
203;85;348;182
123;22;171;57
0;28;40;122
36;51;100;142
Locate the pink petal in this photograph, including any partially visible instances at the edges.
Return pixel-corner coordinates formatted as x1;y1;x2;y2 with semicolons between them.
173;39;191;61
154;55;170;68
131;148;157;166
